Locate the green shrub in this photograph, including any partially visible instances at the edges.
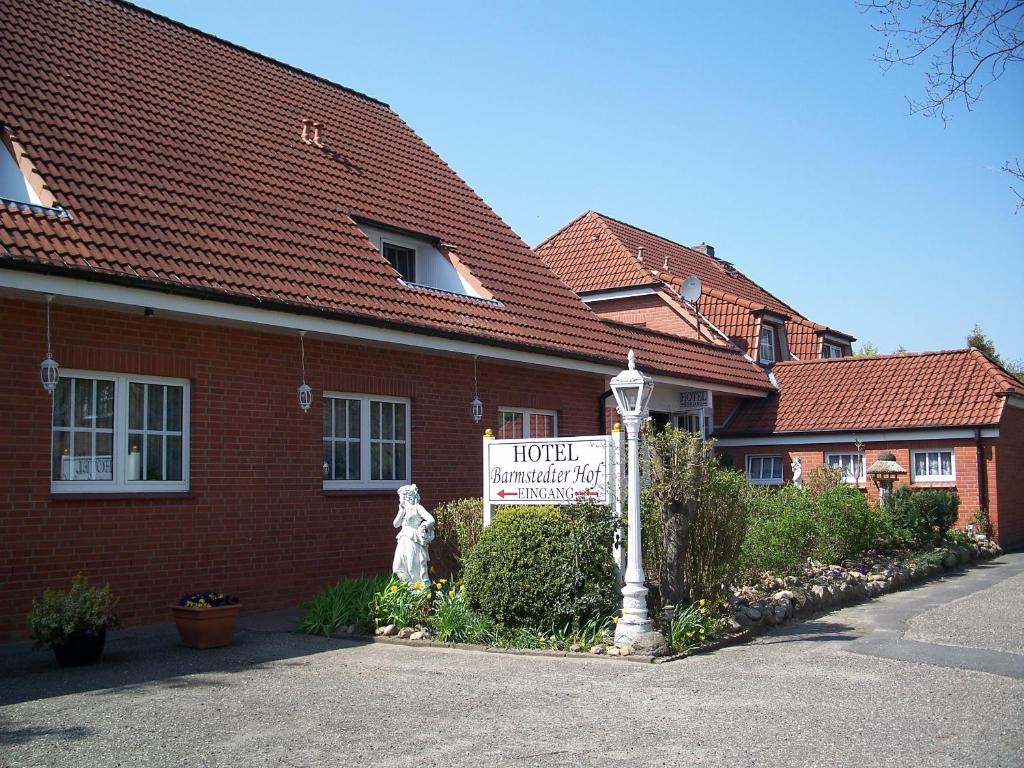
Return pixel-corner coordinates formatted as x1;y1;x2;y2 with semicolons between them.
370;577;431;628
462;503;616;628
884;487;960;548
740;484;883;577
684;468;751;604
27;574;120;650
431;497;484;577
803;464;846;494
298;574;391;636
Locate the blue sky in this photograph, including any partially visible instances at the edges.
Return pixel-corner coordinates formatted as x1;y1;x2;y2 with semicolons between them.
136;0;1023;361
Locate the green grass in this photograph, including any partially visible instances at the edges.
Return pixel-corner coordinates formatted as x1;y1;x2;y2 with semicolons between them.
298;574;392;636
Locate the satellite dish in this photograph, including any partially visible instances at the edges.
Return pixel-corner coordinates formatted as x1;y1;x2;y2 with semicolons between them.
680;276;702;304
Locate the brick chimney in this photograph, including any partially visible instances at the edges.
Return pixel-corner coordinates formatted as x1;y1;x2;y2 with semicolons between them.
693;242;715;258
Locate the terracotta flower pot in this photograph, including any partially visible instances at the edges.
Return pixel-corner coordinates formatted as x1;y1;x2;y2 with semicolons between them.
171;603;242;649
53;628;107;666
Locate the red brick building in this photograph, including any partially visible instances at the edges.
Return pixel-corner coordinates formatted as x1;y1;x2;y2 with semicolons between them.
0;0;770;639
539;213;1024;549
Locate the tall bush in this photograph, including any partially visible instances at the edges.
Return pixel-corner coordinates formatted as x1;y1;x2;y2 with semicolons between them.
884;487;960;548
684;468;751;603
642;427;751;606
462;503;616;628
431;497;484;577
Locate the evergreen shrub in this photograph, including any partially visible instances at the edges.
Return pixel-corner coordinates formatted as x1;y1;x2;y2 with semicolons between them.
462;503;616;628
884;487;960;548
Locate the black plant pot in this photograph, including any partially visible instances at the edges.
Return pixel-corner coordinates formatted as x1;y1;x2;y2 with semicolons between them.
53;628;106;667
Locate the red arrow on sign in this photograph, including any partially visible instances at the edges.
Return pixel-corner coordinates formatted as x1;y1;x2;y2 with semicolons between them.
497;489;518;498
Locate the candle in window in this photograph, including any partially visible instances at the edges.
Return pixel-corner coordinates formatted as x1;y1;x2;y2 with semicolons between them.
128;445;142;481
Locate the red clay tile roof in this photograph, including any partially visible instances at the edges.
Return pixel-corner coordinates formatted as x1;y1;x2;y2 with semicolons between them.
538;211;855;358
718;349;1024;435
0;0;771;392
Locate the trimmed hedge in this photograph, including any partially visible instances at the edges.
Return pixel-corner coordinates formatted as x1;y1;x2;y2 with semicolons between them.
462;503;616;628
740;485;884;577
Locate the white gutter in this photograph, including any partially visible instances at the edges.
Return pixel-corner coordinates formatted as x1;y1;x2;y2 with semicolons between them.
0;269;769;397
714;427;1000;447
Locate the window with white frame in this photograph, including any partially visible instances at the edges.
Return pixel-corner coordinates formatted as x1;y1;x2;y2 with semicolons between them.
822;342;844;358
825;452;865;483
746;455;783;485
498;408;557;439
51;371;189;493
675;410;706;438
758;325;776;363
911;450;955;482
323;393;410;489
382;242;416;283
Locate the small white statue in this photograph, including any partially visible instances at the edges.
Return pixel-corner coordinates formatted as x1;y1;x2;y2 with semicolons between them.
392;484;435;586
791;456;804;487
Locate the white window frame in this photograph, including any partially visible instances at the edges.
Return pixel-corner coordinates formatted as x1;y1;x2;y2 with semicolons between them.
382;241;417;283
497;407;558;439
51;370;190;494
758;325;776;364
746;454;784;485
822;342;844;358
911;449;956;483
825;452;865;484
323;392;411;490
674;409;707;438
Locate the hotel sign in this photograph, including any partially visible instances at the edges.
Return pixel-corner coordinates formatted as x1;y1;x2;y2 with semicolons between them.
679;390;710;409
484;436;612;506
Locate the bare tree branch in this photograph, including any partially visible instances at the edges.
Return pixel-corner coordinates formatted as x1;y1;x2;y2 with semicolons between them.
858;1;1024;210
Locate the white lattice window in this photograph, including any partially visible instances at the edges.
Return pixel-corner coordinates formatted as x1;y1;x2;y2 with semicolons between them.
825;453;865;483
51;371;190;493
747;455;783;485
911;450;955;482
498;408;557;439
323;393;410;489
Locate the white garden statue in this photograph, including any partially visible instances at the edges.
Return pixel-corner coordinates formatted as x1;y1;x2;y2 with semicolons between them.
791;456;804;487
392;484;436;586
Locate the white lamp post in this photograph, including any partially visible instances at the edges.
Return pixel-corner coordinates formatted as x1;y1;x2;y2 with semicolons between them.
609;349;655;645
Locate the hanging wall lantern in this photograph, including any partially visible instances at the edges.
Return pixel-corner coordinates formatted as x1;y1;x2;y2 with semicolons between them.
470;355;483;423
297;330;312;412
39;295;60;394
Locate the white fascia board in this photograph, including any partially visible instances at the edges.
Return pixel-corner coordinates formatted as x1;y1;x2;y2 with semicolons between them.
580;286;659;303
1003;393;1024;410
0;269;768;397
714;427;999;447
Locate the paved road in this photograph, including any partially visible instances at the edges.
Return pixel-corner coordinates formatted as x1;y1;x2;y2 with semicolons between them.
2;554;1023;768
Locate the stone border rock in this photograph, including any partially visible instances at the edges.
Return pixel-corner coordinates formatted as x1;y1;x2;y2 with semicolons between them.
729;538;1003;635
318;538;1003;665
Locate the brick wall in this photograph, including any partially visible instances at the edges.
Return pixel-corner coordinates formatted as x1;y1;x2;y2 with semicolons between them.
0;298;607;640
718;440;995;531
993;404;1024;550
587;293;700;340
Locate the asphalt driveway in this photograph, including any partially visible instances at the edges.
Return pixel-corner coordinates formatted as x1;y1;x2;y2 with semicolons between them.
3;554;1023;768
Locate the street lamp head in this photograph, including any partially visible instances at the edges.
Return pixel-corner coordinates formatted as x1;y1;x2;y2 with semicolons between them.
610;350;654;418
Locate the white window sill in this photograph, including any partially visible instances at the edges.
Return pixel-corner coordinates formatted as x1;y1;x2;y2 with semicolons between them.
51;482;189;494
323;481;407;492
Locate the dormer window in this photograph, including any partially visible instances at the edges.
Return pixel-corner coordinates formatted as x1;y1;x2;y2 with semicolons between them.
758;325;776;363
823;342;844;358
356;219;495;302
383;242;416;283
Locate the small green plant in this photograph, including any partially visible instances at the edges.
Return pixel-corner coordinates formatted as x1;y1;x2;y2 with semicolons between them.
971;508;991;538
27;574;119;650
370;577;431;629
429;582;493;643
944;529;971;546
665;600;718;652
299;574;391;636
